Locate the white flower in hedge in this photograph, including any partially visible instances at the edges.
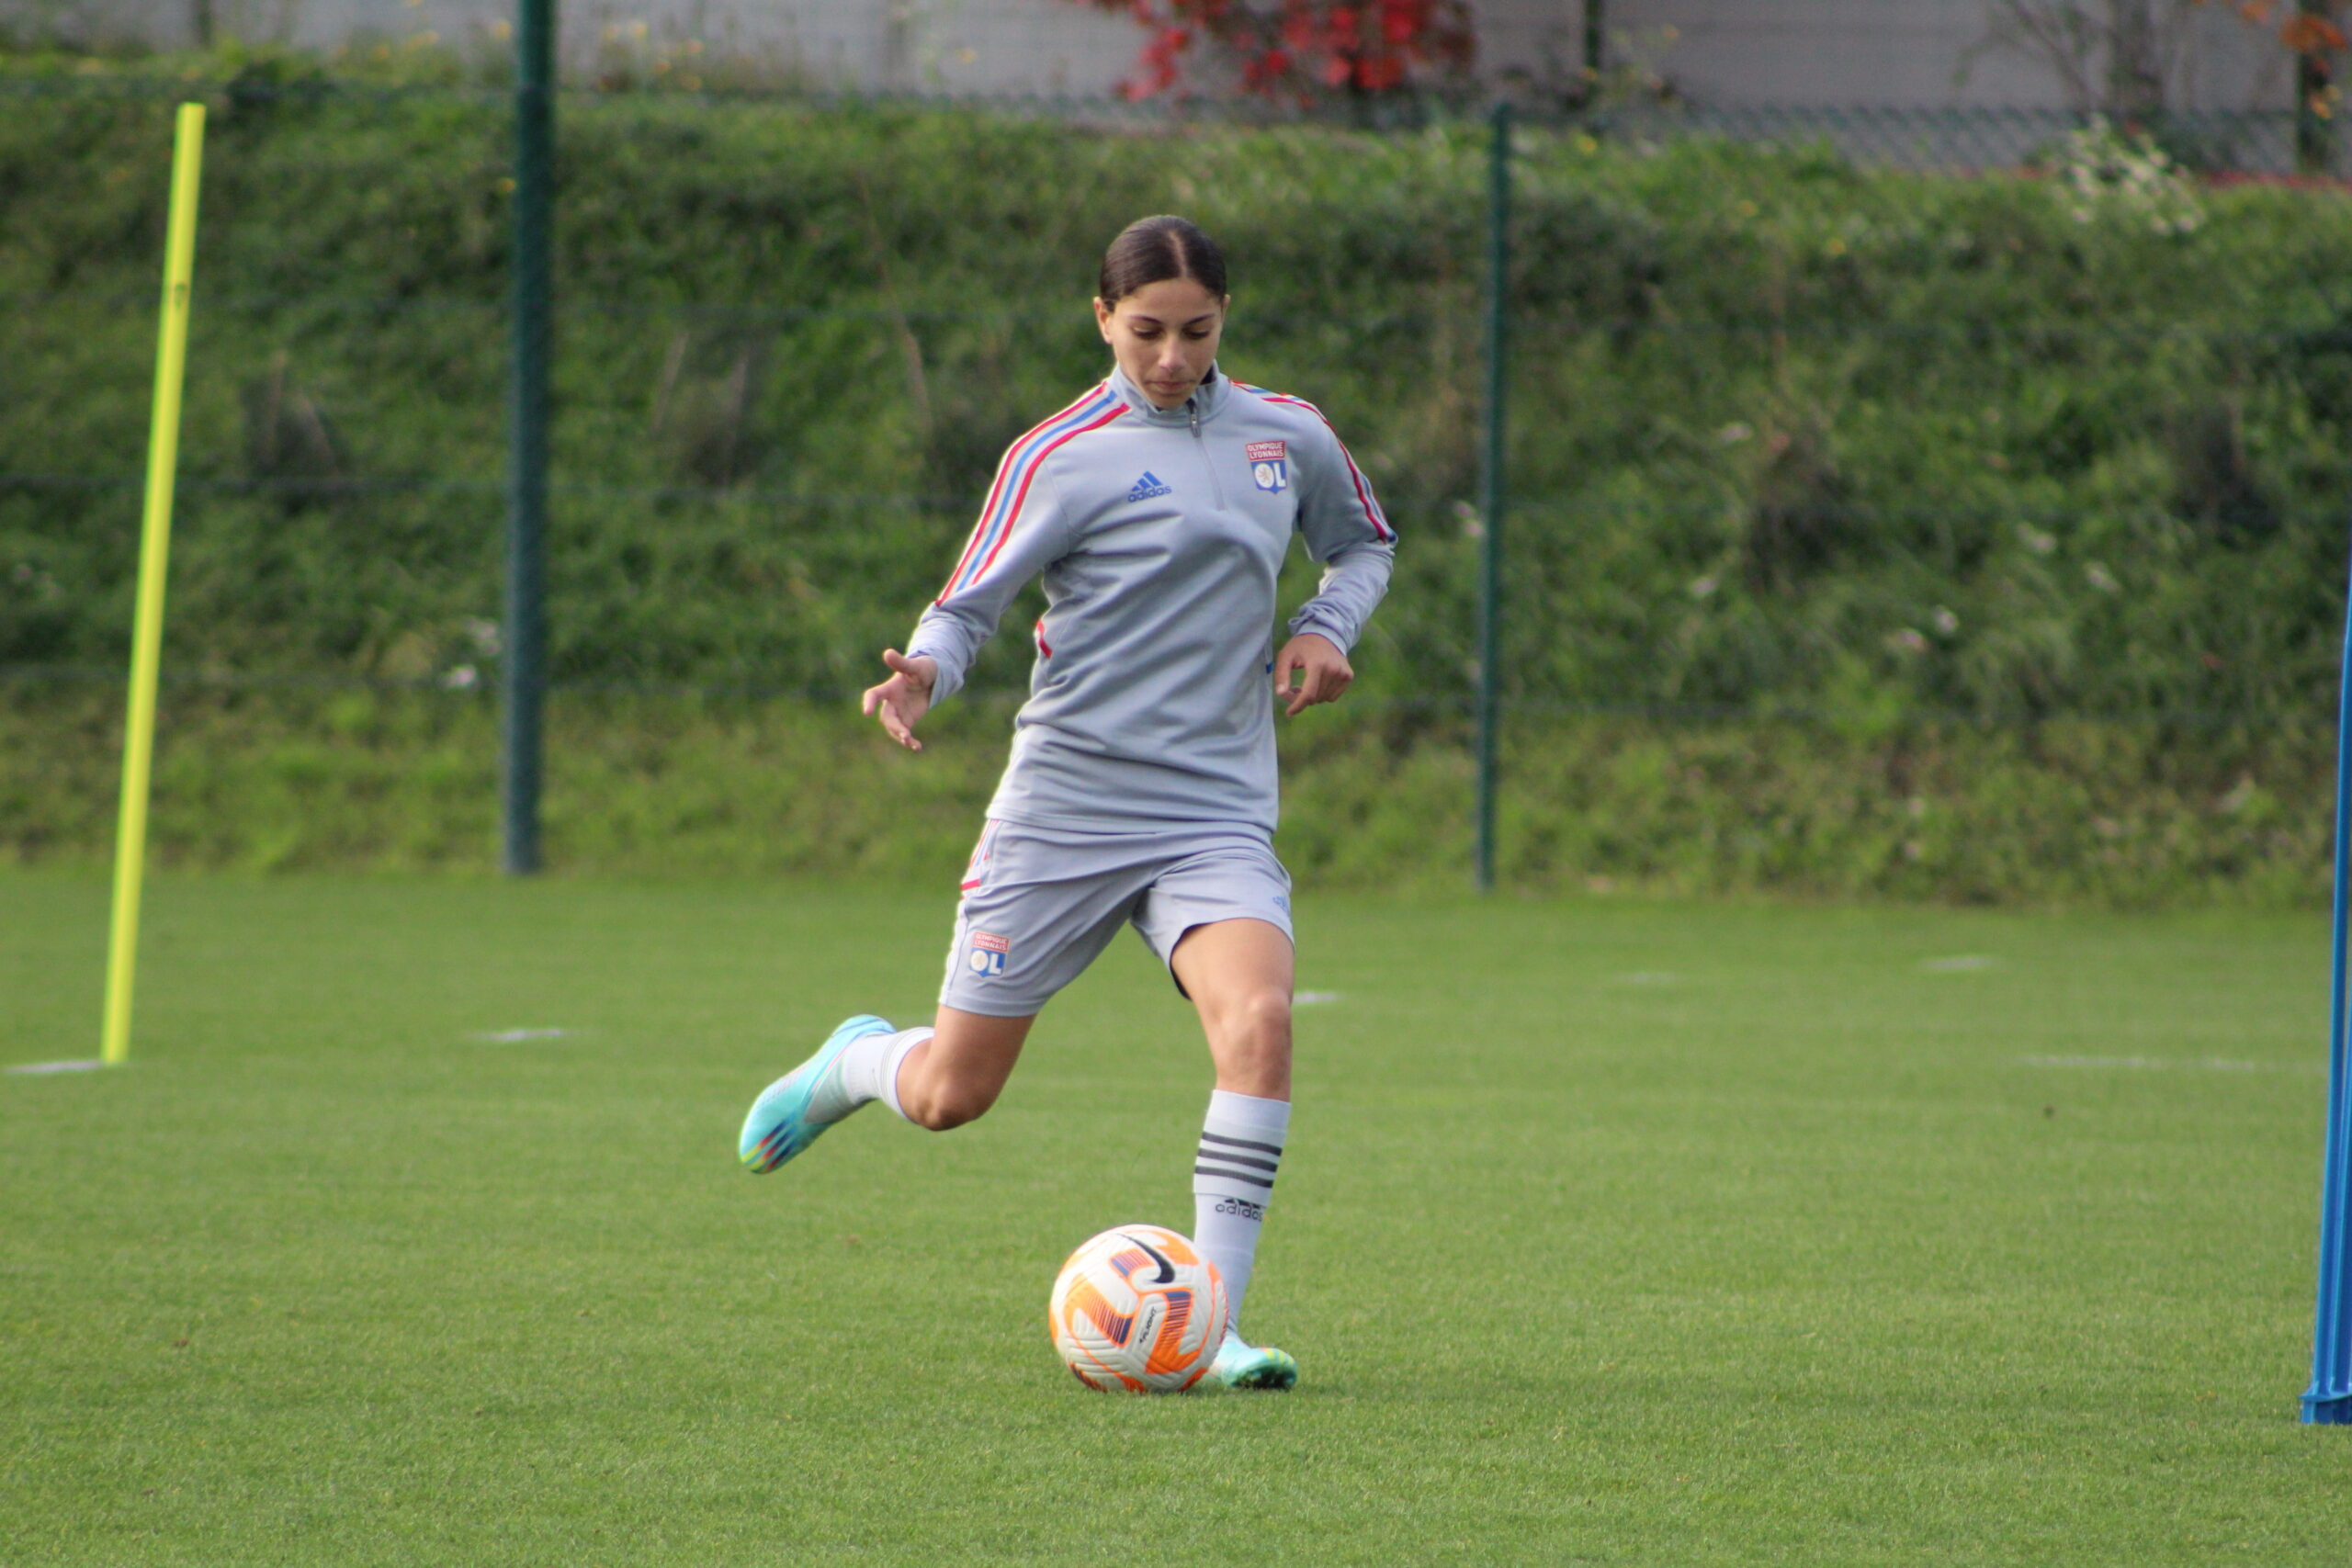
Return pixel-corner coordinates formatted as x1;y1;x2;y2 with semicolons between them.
2055;117;2202;236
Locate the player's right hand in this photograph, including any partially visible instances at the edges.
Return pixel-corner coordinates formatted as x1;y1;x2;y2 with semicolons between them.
862;649;938;751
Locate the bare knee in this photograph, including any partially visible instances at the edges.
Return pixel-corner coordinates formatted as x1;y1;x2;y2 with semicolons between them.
899;1010;1029;1132
1226;987;1292;1049
901;1077;1000;1132
1209;987;1292;1093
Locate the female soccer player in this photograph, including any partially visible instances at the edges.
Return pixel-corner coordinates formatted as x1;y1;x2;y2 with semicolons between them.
737;215;1395;1391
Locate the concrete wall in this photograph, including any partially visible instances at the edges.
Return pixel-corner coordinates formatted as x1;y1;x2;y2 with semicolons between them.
24;0;1146;93
1605;0;2283;111
10;0;2302;111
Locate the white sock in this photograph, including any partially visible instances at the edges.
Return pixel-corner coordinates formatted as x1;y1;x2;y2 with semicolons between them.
1193;1089;1290;1338
812;1026;932;1124
871;1028;931;1122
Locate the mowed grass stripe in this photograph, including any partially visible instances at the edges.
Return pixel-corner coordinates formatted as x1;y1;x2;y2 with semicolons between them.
1;874;2341;1565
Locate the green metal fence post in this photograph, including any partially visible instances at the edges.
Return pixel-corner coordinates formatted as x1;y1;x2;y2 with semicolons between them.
1476;100;1512;893
503;0;553;875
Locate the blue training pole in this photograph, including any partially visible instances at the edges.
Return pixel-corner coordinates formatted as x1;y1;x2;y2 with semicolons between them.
2303;529;2352;1424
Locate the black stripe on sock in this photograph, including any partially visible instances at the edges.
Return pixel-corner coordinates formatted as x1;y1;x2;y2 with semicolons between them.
1200;1129;1285;1156
1195;1145;1280;1174
1195;1163;1274;1190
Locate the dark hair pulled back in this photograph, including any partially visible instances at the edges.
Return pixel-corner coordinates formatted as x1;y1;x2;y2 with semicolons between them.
1098;215;1228;304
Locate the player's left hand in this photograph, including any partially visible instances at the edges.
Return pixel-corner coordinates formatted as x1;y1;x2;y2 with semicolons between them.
1273;633;1351;717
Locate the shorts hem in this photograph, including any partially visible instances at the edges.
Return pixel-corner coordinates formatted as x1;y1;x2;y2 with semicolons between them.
1150;910;1295;999
936;990;1052;1019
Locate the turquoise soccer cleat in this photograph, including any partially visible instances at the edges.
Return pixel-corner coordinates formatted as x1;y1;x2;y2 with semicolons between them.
738;1014;895;1174
1207;1334;1299;1392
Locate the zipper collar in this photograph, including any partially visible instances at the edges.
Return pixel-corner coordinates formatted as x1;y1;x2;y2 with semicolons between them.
1105;363;1229;428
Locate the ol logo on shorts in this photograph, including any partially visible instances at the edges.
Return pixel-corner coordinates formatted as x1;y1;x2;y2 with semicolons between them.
1247;440;1288;493
968;931;1011;977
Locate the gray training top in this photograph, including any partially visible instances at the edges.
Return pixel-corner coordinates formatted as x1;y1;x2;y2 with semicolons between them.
905;364;1396;836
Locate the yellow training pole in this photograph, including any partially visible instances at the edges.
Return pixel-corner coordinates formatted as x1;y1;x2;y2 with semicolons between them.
101;102;206;1067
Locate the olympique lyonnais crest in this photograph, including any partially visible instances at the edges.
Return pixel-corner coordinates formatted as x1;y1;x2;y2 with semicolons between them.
1246;439;1289;493
968;931;1011;976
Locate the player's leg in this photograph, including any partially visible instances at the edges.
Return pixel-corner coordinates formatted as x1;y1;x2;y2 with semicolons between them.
1177;918;1295;1320
890;1008;1033;1130
1170;918;1299;1388
1174;916;1294;1100
739;1006;1033;1169
1136;834;1301;1389
740;820;1136;1171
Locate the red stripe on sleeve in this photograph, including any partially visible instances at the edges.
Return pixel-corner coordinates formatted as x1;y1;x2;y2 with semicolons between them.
961;404;1126;588
1239;386;1393;542
936;389;1106;602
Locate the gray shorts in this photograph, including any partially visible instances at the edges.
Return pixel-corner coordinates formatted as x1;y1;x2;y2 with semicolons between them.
939;818;1295;1018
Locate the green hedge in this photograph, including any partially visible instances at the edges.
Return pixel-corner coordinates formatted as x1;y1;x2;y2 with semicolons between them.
7;51;2352;727
4;682;2324;908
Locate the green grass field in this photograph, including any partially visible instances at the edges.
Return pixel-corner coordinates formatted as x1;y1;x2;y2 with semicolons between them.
3;872;2346;1563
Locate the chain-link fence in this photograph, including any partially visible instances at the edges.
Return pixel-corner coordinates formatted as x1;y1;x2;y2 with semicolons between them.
1585;102;2320;176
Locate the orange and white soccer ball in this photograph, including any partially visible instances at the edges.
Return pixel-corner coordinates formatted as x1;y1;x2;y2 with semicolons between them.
1048;1224;1229;1392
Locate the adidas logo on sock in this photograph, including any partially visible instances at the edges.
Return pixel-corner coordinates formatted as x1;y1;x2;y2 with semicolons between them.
1125;470;1173;502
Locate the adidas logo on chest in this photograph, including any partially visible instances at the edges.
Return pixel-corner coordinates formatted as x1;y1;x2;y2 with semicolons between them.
1124;470;1173;503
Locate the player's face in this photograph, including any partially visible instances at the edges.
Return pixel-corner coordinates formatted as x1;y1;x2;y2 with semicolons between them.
1094;278;1227;409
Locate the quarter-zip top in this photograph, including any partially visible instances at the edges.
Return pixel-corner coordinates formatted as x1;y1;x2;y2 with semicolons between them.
1188;398;1230;510
906;364;1395;835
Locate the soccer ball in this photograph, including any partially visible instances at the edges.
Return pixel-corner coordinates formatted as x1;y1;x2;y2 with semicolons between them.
1048;1224;1229;1392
